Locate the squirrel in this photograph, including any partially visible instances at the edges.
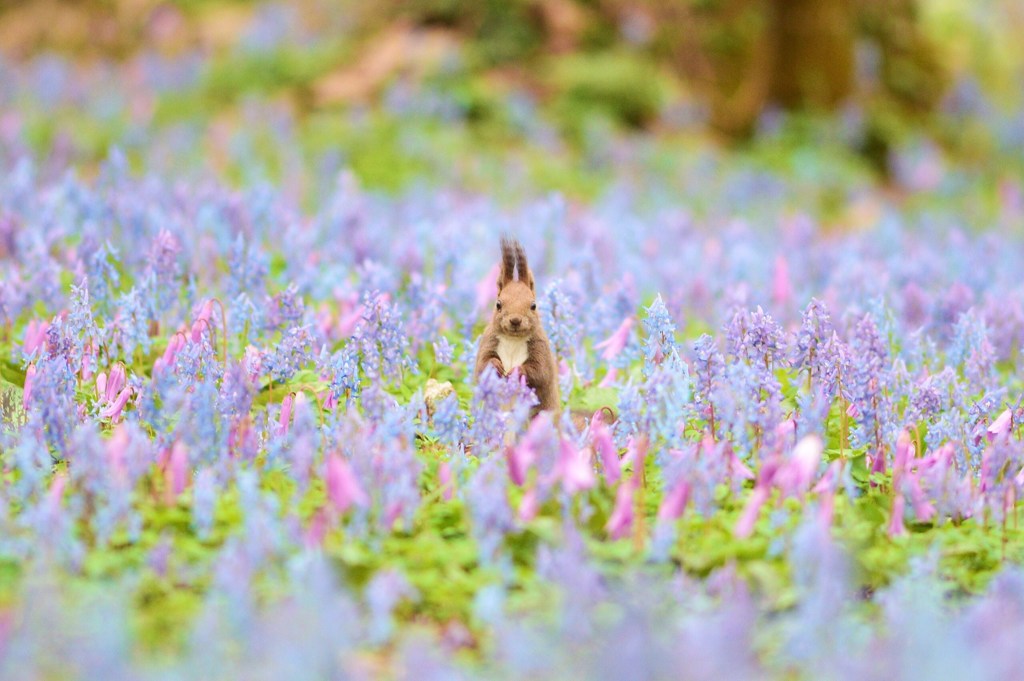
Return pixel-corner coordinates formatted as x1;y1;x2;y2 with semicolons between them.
474;237;560;416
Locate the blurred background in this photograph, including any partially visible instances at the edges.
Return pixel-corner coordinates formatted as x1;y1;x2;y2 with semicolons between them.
0;0;1021;201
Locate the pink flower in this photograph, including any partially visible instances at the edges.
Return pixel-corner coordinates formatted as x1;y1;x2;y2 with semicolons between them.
721;438;754;481
775;435;823;498
80;343;95;381
887;493;907;537
594;317;634;361
107;425;130;485
734;459;781;538
892;430;913;477
337;305;365;338
167;441;189;498
590;411;620;485
23;319;49;356
47;472;67;514
438;461;454;501
772;255;792;307
869;448;887;481
105;364;126;403
325;453;368;513
278;393;294;436
605;481;635;540
506;440;535;487
243;345;263;381
557;439;595;495
305;510;328;548
322;389;337;411
734;486;769;539
229;417;256;460
775;418;796;443
475;262;501;311
518;488;539;522
316;304;334;340
101;386;133;421
190;299;215;342
657;480;690;521
384;501;404;528
813;460;843;529
907;480;936;522
605;435;648;540
987;408;1013;443
623;435;649;471
154;332;186;375
598;366;618;388
22;364;36;410
507;414;554;485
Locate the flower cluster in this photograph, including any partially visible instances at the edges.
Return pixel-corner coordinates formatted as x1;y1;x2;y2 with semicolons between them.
3;12;1024;677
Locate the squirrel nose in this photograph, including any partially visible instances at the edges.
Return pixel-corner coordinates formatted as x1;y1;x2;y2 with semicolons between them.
509;317;522;328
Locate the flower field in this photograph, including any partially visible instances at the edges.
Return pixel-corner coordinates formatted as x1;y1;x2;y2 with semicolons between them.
3;3;1024;679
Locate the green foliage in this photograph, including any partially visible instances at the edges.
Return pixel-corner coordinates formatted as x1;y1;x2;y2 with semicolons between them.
547;51;669;138
406;0;546;66
208;43;347;102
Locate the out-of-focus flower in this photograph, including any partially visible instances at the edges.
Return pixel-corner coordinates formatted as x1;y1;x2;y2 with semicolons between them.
594;316;634;362
325;452;369;515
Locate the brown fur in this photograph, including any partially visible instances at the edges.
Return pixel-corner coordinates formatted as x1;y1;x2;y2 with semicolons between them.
474;237;560;415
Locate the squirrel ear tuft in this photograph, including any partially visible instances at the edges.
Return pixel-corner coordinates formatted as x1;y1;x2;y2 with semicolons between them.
512;240;534;291
498;237;516;290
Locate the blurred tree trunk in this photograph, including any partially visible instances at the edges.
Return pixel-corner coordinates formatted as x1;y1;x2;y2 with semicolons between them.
644;0;944;142
647;0;775;138
768;0;855;110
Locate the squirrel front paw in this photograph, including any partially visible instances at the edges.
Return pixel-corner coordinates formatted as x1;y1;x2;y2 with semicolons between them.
489;357;506;377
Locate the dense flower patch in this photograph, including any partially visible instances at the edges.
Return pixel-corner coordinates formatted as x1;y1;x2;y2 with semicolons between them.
1;138;1023;677
3;16;1024;679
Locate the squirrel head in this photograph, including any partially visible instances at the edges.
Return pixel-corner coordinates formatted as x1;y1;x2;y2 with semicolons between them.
493;237;539;338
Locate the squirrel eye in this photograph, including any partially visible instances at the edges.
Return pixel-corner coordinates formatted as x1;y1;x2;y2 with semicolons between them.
530;303;537;310
496;301;502;310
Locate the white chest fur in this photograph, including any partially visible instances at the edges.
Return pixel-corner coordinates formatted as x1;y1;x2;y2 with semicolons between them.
496;335;529;373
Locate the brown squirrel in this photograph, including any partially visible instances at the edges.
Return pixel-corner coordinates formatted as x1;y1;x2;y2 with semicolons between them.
474;237;560;415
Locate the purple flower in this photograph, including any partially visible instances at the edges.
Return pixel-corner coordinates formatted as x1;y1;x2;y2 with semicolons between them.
365;569;418;645
724;306;787;371
540;280;582;364
192;467;218;540
848;314;893;453
227;233;268;299
692;333;725;428
430;393;465;447
792;298;835;384
355;291;413;383
266;283;305;332
470;366;537;453
432;337;455;366
263;325;315;384
465;458;513;563
323;343;361;405
950;309;996;388
641;294;679;375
